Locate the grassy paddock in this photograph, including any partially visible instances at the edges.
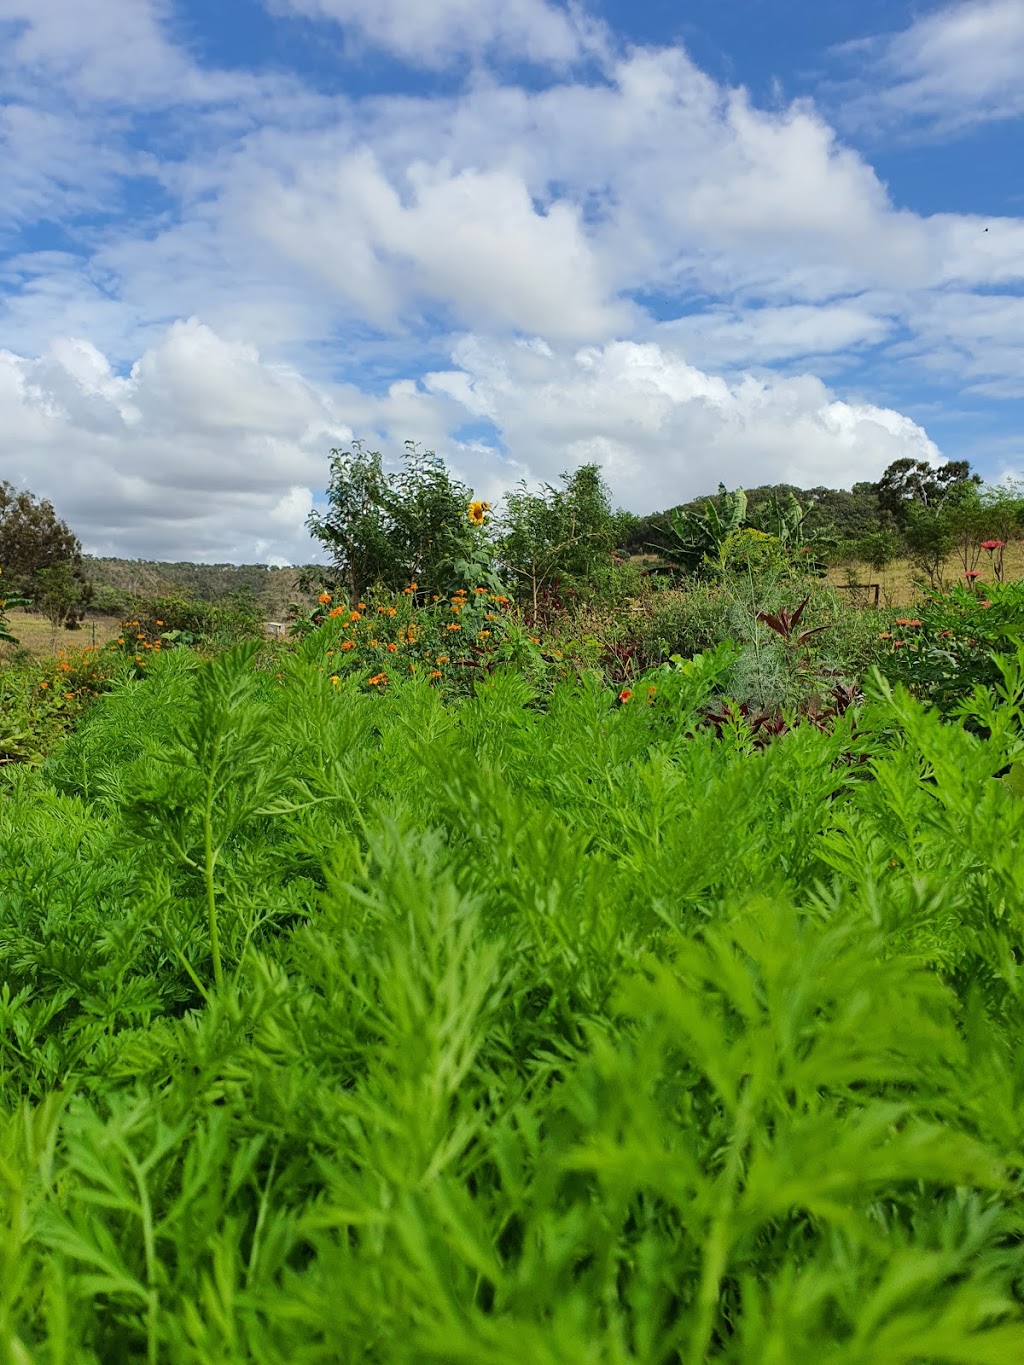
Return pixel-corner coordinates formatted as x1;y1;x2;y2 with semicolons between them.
827;540;1024;606
0;611;124;660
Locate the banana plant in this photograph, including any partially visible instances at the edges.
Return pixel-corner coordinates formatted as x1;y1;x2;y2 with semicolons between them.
657;485;748;575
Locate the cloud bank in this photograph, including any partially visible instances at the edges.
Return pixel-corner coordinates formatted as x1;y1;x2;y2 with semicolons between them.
0;0;1020;560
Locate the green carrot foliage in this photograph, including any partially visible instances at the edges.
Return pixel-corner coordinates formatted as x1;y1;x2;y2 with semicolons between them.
3;639;1024;1360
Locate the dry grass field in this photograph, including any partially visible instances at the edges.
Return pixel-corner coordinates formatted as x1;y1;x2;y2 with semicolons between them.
826;540;1024;608
0;612;124;662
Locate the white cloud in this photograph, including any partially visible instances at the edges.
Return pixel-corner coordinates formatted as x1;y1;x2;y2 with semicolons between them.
0;104;128;230
202;44;940;358
0;322;944;565
418;337;940;510
2;11;1022;560
0;0;273;106
893;290;1024;398
840;0;1024;131
0;321;351;562
267;0;607;69
653;302;893;369
246;149;629;338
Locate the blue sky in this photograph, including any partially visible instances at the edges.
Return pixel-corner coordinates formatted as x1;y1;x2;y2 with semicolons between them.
1;0;1022;563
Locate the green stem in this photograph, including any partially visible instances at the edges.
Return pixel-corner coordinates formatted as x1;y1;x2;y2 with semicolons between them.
203;766;222;992
689;1085;755;1365
127;1154;159;1365
747;565;766;709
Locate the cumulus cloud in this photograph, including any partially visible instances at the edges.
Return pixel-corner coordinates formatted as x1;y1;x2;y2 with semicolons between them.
216;44;937;353
246;149;630;338
419;337;940;510
2;5;1021;560
1;321;350;562
266;0;607;69
0;322;943;563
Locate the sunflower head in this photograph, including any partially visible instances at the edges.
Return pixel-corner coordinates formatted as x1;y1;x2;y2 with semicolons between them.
467;499;491;527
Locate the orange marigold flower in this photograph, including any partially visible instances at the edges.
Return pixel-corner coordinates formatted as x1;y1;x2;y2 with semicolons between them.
386;642;398;652
981;600;992;608
328;606;345;618
318;592;332;603
368;673;388;686
892;640;905;648
618;689;633;703
878;632;891;640
40;681;49;689
447;622;461;631
436;655;450;664
340;640;356;651
349;611;361;622
155;620;164;626
430;669;442;679
474;586;487;594
477;630;491;638
357;602;366;610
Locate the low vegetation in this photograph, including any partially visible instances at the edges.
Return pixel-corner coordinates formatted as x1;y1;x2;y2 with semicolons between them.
3;455;1024;1358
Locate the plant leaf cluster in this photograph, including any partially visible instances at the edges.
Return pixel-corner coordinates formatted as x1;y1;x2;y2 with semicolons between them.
3;643;1024;1358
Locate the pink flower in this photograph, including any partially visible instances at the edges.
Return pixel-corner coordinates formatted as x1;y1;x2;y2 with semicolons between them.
965;570;981;580
980;540;1005;551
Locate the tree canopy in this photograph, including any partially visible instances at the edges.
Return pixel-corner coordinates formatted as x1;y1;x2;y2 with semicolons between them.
0;482;90;624
307;443;478;600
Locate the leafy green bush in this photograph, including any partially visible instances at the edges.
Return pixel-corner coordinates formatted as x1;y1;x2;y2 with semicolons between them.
875;581;1024;713
122;592;265;649
0;644;128;764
